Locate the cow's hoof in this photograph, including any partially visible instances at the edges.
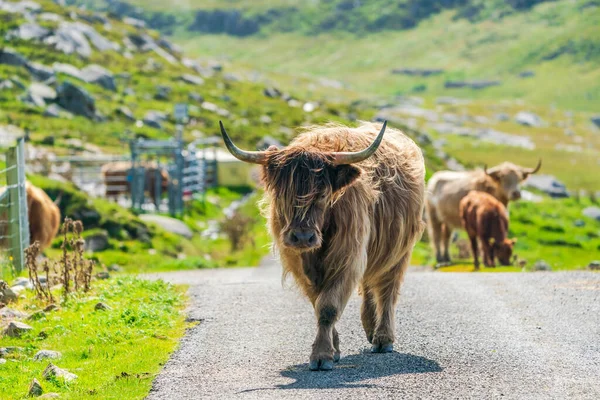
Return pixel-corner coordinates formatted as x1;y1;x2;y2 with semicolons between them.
309;359;334;371
371;343;393;353
334;352;341;362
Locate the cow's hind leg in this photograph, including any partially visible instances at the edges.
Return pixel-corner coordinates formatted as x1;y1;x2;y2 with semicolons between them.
309;271;357;371
371;254;410;353
441;224;453;263
360;283;377;344
426;206;444;264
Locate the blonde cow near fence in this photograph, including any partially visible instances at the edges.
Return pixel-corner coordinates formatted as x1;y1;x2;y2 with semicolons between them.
426;160;541;264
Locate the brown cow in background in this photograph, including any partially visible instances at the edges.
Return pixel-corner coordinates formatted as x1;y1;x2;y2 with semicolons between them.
459;191;516;269
220;120;425;371
26;182;61;251
426;160;540;264
0;182;60;253
101;162;169;208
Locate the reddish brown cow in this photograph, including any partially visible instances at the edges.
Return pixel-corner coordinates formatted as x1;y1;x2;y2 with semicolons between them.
459;190;516;269
219;120;425;371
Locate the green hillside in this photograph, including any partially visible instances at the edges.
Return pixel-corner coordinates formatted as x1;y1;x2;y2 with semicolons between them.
68;0;600;111
0;0;383;154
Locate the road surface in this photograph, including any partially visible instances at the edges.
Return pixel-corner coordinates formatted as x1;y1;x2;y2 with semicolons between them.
145;258;600;399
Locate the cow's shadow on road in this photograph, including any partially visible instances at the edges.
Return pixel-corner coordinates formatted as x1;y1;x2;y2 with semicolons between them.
276;350;442;390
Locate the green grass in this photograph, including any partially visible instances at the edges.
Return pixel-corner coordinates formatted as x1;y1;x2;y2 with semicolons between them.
0;277;188;400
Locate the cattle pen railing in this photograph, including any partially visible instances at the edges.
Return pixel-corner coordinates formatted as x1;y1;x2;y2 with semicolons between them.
42;148;216;215
0;138;29;277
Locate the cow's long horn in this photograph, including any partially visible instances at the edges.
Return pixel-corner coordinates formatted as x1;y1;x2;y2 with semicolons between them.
522;159;542;175
219;121;269;165
332;121;387;165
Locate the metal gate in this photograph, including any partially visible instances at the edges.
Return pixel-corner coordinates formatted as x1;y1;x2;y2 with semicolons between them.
0;138;30;276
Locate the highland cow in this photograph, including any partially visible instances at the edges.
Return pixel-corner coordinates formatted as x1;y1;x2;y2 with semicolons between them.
220;120;425;371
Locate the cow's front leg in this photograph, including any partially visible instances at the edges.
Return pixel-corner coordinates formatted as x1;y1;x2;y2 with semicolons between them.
481;241;495;267
468;234;480;270
309;272;357;371
332;326;341;362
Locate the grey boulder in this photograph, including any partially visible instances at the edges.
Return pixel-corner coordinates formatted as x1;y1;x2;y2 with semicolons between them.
4;321;33;338
515;111;543;127
139;215;193;239
0;48;29;66
26;62;55;81
525;175;568;198
34;350;62;361
80;64;116;91
84;231;110;252
7;22;49;41
43;363;78;383
56;81;96;119
583;207;600;221
29;82;57;102
180;74;204;86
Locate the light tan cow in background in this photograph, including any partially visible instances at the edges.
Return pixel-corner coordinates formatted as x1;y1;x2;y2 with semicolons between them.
426;160;541;264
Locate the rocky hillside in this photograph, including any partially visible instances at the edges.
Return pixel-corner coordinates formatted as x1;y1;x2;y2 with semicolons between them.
1;0;410;156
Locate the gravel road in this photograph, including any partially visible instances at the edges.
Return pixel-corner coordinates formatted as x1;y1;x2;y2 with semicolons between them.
145;258;600;400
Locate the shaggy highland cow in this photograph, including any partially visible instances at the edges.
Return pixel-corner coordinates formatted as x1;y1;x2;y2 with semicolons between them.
220;120;425;371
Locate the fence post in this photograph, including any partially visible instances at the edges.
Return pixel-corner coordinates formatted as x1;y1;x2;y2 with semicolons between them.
6;138;29;273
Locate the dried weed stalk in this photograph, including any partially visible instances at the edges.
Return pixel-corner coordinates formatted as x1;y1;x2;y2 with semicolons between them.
24;218;94;304
25;241;54;303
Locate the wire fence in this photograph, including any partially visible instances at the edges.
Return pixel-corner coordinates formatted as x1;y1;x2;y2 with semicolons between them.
0;138;30;279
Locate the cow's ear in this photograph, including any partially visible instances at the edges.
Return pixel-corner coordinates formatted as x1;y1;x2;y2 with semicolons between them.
330;165;361;193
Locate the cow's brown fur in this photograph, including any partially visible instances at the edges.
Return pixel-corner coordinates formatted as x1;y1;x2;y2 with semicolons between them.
26;182;61;251
260;122;425;368
426;162;537;264
101;162;169;208
459;191;515;269
0;182;60;253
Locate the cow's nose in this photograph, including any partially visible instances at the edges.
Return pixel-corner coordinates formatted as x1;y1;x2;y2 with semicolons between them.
289;230;317;247
511;191;521;200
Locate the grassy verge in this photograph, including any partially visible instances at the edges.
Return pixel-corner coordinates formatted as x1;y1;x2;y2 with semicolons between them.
0;277;188;399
